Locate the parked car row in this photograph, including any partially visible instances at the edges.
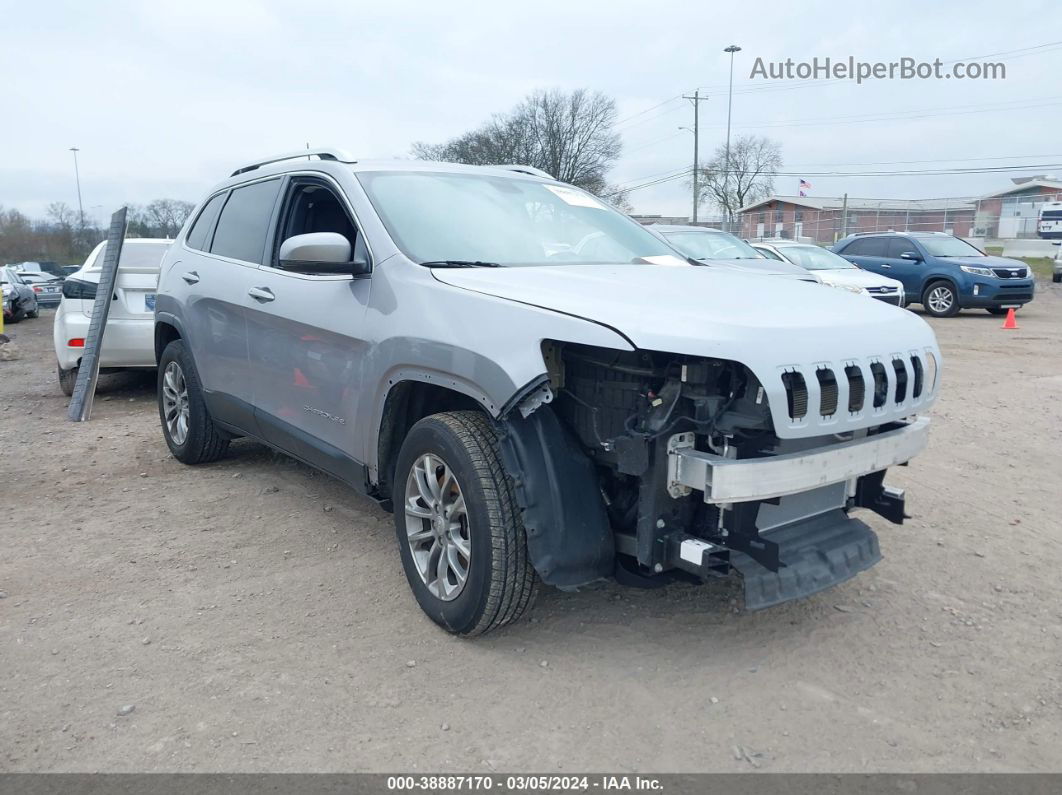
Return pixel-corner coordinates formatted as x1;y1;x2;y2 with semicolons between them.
659;226;1039;319
16;152;1052;638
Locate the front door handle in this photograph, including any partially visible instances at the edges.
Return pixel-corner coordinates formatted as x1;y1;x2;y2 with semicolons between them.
880;264;892;269
248;286;275;302
181;271;200;284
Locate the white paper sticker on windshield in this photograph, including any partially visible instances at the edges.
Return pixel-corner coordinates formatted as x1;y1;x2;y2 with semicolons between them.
545;184;606;209
642;254;690;267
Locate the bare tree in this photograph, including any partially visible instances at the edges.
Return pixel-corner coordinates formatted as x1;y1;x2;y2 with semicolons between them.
695;135;782;222
144;199;195;239
412;89;626;205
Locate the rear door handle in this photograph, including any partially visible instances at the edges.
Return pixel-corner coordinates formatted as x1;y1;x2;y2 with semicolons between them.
880;264;892;269
181;271;200;284
248;286;275;302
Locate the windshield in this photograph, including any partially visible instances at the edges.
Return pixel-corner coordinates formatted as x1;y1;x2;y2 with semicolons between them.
356;171;681;266
777;245;857;271
662;230;762;260
917;236;985;257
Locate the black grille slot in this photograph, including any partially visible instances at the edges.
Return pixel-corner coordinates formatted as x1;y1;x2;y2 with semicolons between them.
845;365;865;412
910;356;924;398
870;362;888;408
781;371;808;419
816;368;838;417
892;358;908;403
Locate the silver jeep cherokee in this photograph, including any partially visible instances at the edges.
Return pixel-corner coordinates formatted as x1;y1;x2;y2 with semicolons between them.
154;148;941;636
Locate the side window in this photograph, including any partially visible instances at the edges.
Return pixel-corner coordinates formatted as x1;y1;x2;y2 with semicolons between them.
887;238;920;259
843;237;887;256
273;180;361;271
210;179;282;265
758;248;783;261
184;192;227;252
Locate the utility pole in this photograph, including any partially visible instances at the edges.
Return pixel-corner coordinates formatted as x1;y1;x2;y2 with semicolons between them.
840;193;849;241
682;90;709;223
69;147;85;229
723;45;742;232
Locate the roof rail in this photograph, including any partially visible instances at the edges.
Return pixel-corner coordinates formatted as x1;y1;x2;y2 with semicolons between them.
491;164;554;180
231;147;356;177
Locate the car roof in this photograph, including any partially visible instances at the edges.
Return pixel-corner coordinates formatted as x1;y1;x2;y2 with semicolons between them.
213;157;562;194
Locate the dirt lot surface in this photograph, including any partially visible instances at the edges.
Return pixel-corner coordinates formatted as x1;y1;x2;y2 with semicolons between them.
2;291;1061;774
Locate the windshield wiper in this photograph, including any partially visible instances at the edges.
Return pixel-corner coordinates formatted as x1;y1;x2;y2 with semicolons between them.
419;260;501;268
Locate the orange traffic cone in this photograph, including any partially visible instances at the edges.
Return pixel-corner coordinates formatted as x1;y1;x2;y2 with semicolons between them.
1002;307;1018;329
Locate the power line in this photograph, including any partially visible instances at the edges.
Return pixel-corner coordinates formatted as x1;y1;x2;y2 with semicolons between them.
621;161;1062;194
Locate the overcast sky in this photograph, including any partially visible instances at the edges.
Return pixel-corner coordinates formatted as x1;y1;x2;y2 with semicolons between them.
3;0;1061;224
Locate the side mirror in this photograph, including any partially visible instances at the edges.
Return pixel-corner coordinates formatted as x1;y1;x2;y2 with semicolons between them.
899;251;921;261
278;232;370;276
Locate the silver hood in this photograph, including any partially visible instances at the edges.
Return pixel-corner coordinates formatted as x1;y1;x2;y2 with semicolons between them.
433;264;940;438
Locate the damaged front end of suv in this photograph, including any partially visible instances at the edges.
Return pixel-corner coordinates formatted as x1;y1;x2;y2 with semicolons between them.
498;335;938;609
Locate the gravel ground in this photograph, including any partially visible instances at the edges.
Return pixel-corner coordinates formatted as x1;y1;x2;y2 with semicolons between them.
2;292;1061;773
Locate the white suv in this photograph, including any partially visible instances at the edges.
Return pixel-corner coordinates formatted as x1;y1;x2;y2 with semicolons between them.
153;149;941;636
54;238;171;395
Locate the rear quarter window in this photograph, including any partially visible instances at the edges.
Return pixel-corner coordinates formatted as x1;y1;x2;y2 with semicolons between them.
185;192;227;251
210;179;282;265
840;237;888;256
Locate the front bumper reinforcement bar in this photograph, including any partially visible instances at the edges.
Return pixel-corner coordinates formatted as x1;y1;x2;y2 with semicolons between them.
667;417;931;505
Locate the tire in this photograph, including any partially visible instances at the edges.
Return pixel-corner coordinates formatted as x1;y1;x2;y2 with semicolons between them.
157;339;229;465
58;364;78;396
27;307;39;319
1053;273;1061;283
393;410;537;636
922;281;960;318
986;307;1012;316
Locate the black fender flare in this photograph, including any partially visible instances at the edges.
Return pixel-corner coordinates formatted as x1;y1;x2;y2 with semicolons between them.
498;406;614;588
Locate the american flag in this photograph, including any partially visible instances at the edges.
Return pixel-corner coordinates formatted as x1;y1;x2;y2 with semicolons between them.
798;178;811;198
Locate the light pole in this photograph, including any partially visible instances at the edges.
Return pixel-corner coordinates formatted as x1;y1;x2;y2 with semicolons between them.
69;147;85;228
723;45;741;231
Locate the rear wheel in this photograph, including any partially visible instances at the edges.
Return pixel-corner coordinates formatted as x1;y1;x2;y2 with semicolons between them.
922;281;960;318
1053;273;1061;283
27;306;39;319
393;411;537;636
986;307;1012;316
57;364;78;396
157;339;229;464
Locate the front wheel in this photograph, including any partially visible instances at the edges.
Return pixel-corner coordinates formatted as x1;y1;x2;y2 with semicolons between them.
393;411;537;636
922;282;960;318
157;339;229;464
1053;273;1061;283
986;307;1013;316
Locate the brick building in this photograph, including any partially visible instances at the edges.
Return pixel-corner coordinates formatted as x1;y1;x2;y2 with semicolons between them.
737;196;975;243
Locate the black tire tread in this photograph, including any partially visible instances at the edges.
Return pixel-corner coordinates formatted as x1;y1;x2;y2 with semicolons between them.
422;410;538;636
159;339;229;465
57;364;77;397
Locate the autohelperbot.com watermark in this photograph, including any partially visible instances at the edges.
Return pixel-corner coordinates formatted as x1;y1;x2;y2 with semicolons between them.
750;56;1006;83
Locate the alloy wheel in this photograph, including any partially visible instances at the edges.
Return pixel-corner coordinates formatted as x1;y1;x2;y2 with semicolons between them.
403;453;471;601
161;361;190;445
927;286;954;314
